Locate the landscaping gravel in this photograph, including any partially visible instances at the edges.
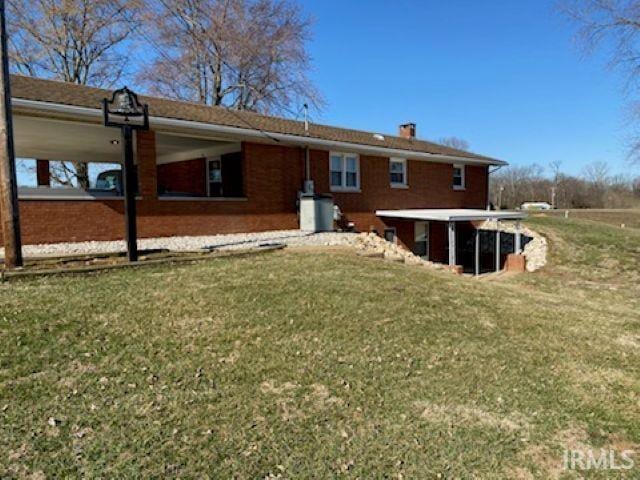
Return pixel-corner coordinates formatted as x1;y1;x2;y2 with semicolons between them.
2;230;358;258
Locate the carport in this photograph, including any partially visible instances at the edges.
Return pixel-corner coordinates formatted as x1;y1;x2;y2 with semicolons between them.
376;209;528;275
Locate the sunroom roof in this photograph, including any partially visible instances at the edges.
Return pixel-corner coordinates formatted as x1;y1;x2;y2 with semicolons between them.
375;209;527;222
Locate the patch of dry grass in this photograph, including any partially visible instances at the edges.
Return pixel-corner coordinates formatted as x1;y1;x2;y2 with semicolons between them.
544;208;640;229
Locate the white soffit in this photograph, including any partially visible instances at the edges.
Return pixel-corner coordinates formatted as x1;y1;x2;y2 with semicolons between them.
14;115;122;164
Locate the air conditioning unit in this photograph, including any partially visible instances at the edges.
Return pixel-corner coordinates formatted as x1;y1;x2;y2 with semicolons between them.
299;193;334;232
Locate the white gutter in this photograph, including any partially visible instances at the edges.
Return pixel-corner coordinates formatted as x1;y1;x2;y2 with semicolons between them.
12;98;507;166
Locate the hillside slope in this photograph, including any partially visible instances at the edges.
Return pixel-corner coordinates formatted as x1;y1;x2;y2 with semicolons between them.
1;217;638;478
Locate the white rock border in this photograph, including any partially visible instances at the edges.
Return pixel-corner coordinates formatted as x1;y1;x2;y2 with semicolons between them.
0;230;357;258
352;232;453;272
1;223;547;273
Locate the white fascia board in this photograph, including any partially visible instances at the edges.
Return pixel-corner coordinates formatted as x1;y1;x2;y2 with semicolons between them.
450;212;527;221
376;209;527;222
13;98;507;167
156;142;241;164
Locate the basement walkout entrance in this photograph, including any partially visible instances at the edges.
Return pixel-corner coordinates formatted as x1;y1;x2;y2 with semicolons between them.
376;209;529;275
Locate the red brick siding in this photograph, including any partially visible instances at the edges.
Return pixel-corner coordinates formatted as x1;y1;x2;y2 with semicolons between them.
310;150;487;233
157;158;207;196
429;222;448;263
14;200;124;244
381;218;415;252
36;160;50;187
244;142;305;213
1;138;488;245
137;130;157;199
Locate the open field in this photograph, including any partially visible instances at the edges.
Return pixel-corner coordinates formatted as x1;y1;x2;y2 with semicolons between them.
544;208;640;229
1;217;639;478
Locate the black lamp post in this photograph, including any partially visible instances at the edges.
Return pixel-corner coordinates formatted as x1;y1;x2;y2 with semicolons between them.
103;87;149;262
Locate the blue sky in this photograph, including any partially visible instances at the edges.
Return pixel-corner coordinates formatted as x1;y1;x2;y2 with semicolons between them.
303;0;637;177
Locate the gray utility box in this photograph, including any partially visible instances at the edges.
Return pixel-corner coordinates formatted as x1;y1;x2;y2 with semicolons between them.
299;194;334;232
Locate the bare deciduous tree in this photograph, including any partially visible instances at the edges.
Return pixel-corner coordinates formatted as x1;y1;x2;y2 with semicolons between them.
582;160;611;185
140;0;322;115
490;162;639;209
562;1;640;77
49;162;81;188
438;137;470;151
7;0;141;86
7;0;141;187
562;1;640;160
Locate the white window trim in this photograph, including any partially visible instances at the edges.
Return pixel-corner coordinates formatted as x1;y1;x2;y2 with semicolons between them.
389;157;408;188
453;164;466;190
329;152;360;192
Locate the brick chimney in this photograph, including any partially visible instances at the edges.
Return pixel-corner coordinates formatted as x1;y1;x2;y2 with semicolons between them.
399;123;416;139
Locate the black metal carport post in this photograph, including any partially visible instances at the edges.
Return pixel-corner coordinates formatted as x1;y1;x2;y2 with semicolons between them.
121;125;137;261
103;87;149;263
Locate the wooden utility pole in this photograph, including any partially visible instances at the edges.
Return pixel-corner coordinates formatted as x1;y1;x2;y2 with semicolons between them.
0;0;22;268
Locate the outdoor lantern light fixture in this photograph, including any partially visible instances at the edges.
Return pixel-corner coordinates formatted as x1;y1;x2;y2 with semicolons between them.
103;86;149;262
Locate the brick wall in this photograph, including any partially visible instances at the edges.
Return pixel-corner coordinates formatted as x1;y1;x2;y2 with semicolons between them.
157;158;207;196
429;222;448;264
1;137;488;245
380;218;416;252
137;130;157;199
310;150;488;233
36;160;50;187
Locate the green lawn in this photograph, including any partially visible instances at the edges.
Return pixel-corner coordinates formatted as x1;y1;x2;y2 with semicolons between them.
1;217;639;478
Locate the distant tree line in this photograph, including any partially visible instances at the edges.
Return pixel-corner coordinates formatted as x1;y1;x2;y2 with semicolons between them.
490;161;640;209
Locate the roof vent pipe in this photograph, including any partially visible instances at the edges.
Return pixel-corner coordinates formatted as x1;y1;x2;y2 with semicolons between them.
303;103;309;136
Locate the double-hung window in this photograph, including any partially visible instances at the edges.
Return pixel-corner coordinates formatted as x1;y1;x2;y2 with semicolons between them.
390;158;407;188
452;164;465;190
330;152;360;191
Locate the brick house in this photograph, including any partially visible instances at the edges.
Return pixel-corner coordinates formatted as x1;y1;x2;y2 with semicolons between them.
3;75;525;272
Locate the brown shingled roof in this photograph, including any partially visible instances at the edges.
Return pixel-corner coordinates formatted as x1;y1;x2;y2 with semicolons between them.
10;74;504;165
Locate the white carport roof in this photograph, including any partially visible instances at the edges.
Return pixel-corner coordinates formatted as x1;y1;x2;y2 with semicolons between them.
376;208;527;222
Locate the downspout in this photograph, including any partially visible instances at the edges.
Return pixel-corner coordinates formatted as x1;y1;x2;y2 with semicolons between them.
304;146;313;193
302;103;314;194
